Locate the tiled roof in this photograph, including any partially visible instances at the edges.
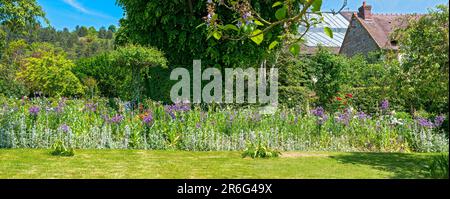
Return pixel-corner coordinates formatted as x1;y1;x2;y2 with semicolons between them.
353;13;417;49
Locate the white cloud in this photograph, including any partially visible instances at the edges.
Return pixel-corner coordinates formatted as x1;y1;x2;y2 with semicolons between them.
62;0;112;19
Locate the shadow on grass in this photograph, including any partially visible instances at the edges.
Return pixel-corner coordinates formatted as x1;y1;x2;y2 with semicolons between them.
330;153;439;179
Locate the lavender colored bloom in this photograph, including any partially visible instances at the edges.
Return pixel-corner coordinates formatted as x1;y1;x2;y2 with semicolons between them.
111;115;124;124
101;114;110;123
143;114;154;125
336;109;352;126
243;12;251;19
434;115;445;127
55;99;66;113
236;21;243;28
311;107;325;117
165;102;191;120
357;111;371;120
59;124;70;133
294;115;299;124
251;112;261;123
381;99;389;111
311;107;328;125
417;117;433;128
85;103;97;112
29;106;40;116
196;123;202;129
318;115;329;125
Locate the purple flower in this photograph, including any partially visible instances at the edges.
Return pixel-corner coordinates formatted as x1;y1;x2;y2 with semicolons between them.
311;107;325;117
165;102;191;120
236;21;243;28
417;117;433;128
59;124;70;133
318;115;329;125
251;112;261;123
311;107;328;125
111;115;124;124
29;106;40;116
294;115;299;124
196;123;202;129
55;98;66;113
243;12;251;20
84;103;97;112
434;115;445;127
380;99;389;111
336;109;352;126
143;114;154;125
357;111;371;120
101;114;110;123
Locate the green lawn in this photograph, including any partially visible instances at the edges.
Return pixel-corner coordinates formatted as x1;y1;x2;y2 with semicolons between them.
0;149;444;179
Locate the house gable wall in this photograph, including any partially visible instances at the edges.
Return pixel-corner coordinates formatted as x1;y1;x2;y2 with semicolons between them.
340;16;380;57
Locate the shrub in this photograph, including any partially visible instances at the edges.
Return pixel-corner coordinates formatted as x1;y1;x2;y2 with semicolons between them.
50;140;74;157
279;86;311;109
308;48;348;109
242;142;281;159
342;87;388;113
426;154;449;179
13;42;84;97
392;5;449;114
73;45;169;102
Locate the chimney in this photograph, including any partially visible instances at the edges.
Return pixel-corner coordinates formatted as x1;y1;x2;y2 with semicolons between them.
358;1;372;20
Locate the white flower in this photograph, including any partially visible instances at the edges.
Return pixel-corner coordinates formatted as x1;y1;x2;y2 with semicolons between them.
311;76;318;84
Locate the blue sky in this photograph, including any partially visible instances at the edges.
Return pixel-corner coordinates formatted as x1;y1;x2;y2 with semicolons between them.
38;0;448;30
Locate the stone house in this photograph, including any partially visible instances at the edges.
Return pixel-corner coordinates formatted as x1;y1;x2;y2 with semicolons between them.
339;2;414;57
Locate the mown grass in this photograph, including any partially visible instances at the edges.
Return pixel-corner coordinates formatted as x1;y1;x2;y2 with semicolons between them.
0;149;445;179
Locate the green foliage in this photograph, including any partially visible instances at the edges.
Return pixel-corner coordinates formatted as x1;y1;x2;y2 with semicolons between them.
5;25;116;60
392;5;449;114
16;43;84;97
0;0;48;33
308;48;347;109
73;45;169;101
1;97;448;152
74;54;130;98
426;154;449;179
116;0;280;69
279;86;310;109
343;87;386;113
242;142;281;159
201;0;331;57
50;140;74;157
0;40;29;97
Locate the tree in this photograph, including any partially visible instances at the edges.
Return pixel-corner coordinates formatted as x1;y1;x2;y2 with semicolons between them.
111;45;168;104
98;27;107;39
116;0;338;76
0;39;29;96
77;26;88;37
0;0;48;57
200;0;332;56
16;42;84;97
73;45;168;102
392;5;449;114
0;0;48;32
108;25;117;33
116;0;278;69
